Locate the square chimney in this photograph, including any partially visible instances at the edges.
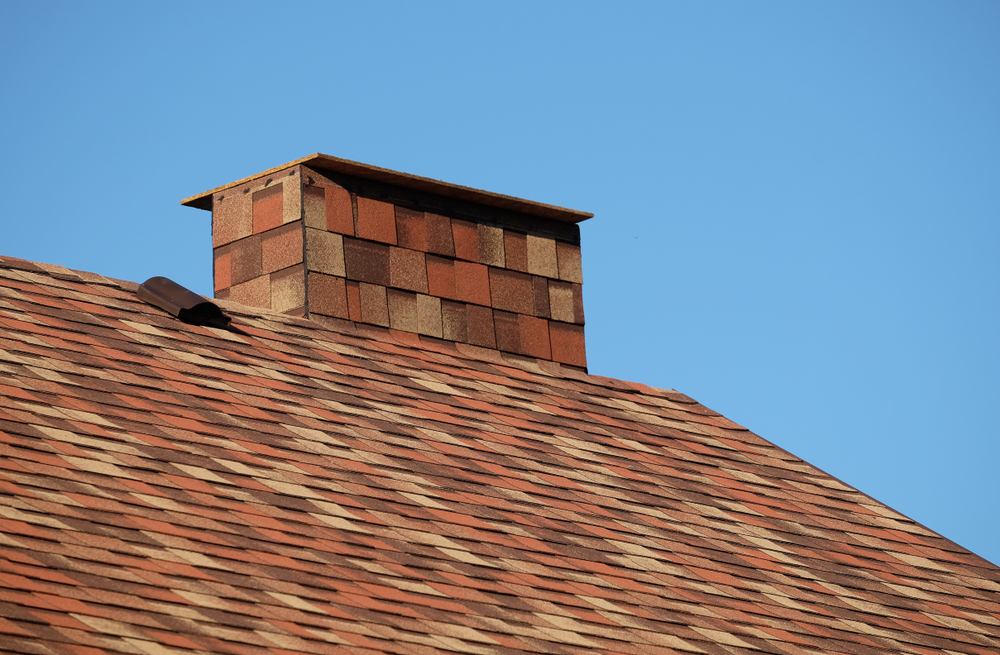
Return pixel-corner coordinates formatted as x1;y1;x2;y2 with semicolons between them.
182;155;591;369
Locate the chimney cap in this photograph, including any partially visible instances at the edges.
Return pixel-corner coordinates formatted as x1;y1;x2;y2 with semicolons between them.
181;153;593;224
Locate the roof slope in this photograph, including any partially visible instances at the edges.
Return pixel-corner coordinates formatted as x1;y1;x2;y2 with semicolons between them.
0;254;998;655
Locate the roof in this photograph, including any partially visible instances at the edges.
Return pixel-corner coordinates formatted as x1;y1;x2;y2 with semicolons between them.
1;252;999;655
181;154;594;224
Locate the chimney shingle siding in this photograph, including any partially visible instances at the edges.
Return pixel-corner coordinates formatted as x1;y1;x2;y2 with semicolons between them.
207;160;588;368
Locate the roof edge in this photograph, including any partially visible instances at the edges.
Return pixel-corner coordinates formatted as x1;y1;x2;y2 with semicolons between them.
180;153;594;223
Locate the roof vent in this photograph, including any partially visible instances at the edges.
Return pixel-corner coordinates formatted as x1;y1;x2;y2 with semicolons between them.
137;276;232;329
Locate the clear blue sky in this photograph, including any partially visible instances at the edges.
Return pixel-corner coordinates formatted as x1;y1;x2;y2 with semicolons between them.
3;2;998;565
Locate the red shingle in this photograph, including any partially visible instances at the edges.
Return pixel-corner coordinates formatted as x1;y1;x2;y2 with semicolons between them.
451;219;479;262
426;254;457;300
550;320;586;367
518;313;551;360
454;261;491;306
252;184;284;234
356;197;397;244
213;251;231;292
325;185;355;236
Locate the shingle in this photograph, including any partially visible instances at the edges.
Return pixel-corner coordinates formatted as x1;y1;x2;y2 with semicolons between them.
261;223;304;275
344;239;391;286
252;183;284;234
305;228;345;277
526;235;558;279
395;207;428;252
213;188;252;248
503;232;528;273
356;197;397;245
0;252;997;655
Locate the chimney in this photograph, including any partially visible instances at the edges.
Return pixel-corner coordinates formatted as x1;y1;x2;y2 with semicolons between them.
182;155;591;369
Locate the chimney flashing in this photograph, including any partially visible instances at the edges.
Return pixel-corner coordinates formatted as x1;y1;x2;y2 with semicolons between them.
182;153;593;224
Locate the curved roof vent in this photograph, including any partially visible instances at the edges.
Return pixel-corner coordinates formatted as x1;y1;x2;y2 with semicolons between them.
137;276;232;329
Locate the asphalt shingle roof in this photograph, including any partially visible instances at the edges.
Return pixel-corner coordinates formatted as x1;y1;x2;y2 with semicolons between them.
1;253;998;655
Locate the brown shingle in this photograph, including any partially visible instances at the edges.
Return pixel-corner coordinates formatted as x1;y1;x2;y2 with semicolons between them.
416;294;443;338
426;213;455;257
526;235;558;279
309;272;348;319
228;235;263;286
344;238;391;286
261;223;303;274
531;275;550;318
504;231;528;273
359;282;389;326
571;282;584;324
389;247;428;294
270;264;305;314
227;273;270;308
387;289;418;333
467;304;497;348
441;300;467;342
395;207;428;252
478;225;505;267
302;184;326;230
489;268;533;315
494;309;519;354
212;190;252;247
556;242;583;283
305;228;345;277
549;280;575;323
